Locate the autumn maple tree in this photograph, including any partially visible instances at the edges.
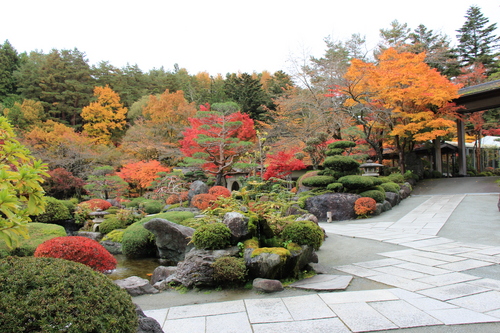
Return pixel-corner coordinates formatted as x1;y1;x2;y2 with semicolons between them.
263;150;306;180
116;160;170;196
81;85;127;145
180;103;257;186
343;48;461;172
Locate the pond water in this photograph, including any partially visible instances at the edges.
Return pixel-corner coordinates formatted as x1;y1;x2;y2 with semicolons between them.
107;254;161;280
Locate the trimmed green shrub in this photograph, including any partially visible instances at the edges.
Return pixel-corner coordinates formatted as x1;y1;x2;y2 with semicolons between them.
0;223;66;258
301;175;335;187
380;182;400;193
297;170;320;188
0;256;138;333
431;170;443;178
31;196;72;223
102;229;125;243
212;256;247;284
326;182;343;192
121;220;156;258
327;140;357;150
323;155;360;172
281;220;324;250
358;189;386;203
59;199;76;215
387;173;405;183
373;185;386;193
338;175;374;191
191;223;232;250
34;236;117;273
369;177;384;186
142;200;164;214
99;216;127;235
325;148;344;156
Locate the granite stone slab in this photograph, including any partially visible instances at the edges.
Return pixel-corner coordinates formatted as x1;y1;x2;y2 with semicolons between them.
206;312;252;333
281;294;336;320
252;317;351;333
245;298;293;324
167;300;245;319
448;291;500;313
328;302;398;332
417;283;491;301
289;274;353;291
425;308;500;325
370;300;443;328
319;289;399;304
416;272;481;287
163;316;205;333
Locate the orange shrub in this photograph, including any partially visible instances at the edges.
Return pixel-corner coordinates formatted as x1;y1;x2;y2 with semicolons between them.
191;193;217;210
354;197;377;217
208;186;231;198
166;194;181;205
80;198;112;211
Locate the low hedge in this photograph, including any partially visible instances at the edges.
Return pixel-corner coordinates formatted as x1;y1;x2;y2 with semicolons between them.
301;175;335;188
380;182;400;193
0;256;138;333
338;175;374;191
358;189;386;203
323;155;360;172
326;182;343;192
281;220;324;250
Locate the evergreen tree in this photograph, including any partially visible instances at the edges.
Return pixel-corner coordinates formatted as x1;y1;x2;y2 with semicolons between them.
0;40;21;103
224;73;271;122
456;5;500;75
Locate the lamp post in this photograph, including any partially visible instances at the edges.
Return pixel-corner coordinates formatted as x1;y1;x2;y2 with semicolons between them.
359;159;383;177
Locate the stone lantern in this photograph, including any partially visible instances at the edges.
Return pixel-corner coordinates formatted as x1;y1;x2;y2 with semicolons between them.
359;159;383;177
89;209;109;232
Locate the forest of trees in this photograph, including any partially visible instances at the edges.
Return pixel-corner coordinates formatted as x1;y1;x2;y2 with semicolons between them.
0;5;499;191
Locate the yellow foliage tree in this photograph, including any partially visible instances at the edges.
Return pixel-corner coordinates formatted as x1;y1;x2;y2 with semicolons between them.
344;48;461;172
81;85;127;145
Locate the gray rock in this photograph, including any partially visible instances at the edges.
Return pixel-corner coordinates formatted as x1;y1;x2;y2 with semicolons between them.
295;214;319;224
100;240;122;254
188;180;209;201
144;218;195;264
374;203;383;216
399;183;412;199
135;304;164;333
222;212;250;242
76;231;103;241
385;191;401;207
153;275;177;291
150;266;177;285
174;247;240;288
253;278;284;293
114;276;159;296
244;249;284;280
305;193;361;221
381;200;393;212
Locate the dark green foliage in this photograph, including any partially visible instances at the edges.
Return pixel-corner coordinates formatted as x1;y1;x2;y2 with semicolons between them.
31;197;72;223
325;148;344;156
338;175;374;191
369;177;384;186
0;223;66;258
99;216;127;235
0;256;138;333
323;155;360;173
387;173;405;183
328;141;357;150
431;170;443;178
212;256;247;284
0;40;20;101
326;182;343;192
191;223;232;250
281;220;324;250
359;189;386;203
301;175;335;187
373;185;386;193
380;182;401;193
142;200;164;214
121;220;156;258
59;199;76;215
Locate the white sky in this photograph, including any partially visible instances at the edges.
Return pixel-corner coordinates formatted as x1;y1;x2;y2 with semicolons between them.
2;0;499;76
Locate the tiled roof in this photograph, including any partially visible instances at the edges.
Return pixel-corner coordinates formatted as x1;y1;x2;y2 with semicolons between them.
459;79;500;96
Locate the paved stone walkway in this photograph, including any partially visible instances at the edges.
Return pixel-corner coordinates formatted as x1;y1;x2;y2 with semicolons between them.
144;193;500;332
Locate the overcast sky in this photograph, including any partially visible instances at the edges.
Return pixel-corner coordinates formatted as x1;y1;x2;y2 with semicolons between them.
2;1;499;76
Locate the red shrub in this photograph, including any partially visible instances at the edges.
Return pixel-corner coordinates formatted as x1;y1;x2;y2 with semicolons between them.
191;193;217;210
354;197;377;217
208;186;231;198
80;199;112;211
34;236;117;273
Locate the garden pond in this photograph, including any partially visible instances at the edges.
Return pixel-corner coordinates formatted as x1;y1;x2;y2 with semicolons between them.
107;254;160;280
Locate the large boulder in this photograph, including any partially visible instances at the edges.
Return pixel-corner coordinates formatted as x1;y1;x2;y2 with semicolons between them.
114;276;159;296
305;193;361;221
385;192;401;207
135;304;164;333
188;180;209;201
222;212;251;242
150;266;177;285
399;183;412;199
174;247;240;288
100;240;122;254
143;218;195;264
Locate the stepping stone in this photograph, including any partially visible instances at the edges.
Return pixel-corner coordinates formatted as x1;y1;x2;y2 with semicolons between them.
289;274;353;291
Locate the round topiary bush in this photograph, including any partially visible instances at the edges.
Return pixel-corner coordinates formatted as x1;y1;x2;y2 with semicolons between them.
354;197;377;217
338;175;375;191
301;175;335;188
0;256;138;333
191;193;217;210
358;189;386;203
380;182;401;193
31;196;72;223
328;140;357;150
323;155;360;173
99;216;127;235
281;220;324;250
141;199;164;214
208;185;231;198
34;236;117;273
191;223;232;250
121;220;156;258
212;256;247;284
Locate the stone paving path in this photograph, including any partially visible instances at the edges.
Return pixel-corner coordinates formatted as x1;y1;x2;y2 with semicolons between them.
145;194;500;332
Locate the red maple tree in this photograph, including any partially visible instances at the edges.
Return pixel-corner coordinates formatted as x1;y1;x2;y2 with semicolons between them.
263;150;306;180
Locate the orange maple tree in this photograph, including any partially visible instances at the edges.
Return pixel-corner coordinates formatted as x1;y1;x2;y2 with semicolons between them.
81;85;127;145
116;160;170;196
344;48;461;172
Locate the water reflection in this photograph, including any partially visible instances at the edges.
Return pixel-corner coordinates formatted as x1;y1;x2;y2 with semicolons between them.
107;254;160;280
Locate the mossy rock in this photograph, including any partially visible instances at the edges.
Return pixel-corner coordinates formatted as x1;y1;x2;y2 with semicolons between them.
191;223;232;250
281;220;324;250
0;256;138;333
251;247;291;261
0;223;67;258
